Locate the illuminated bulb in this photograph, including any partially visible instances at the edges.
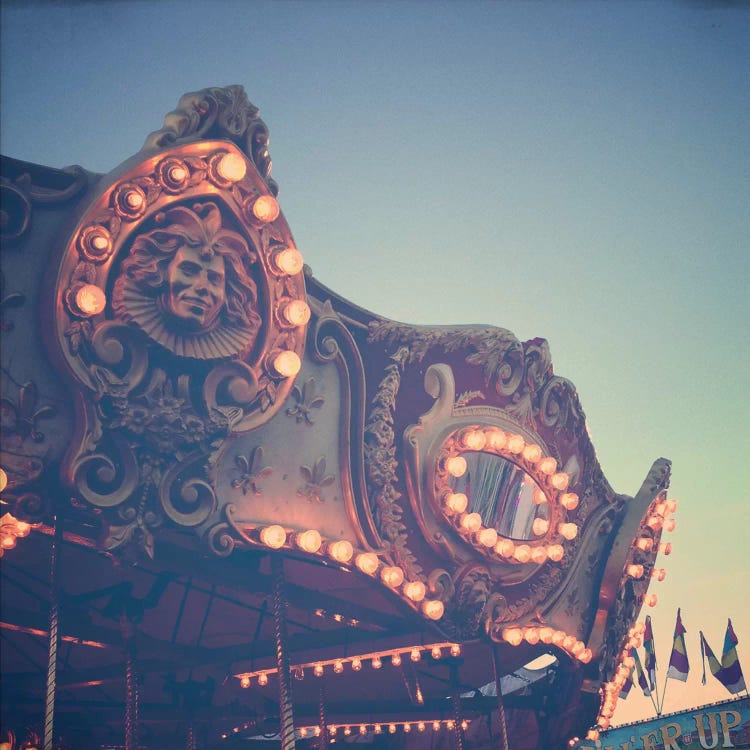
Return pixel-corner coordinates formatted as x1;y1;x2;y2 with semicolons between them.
571;640;585;656
665;499;678;514
371;656;382;669
423;599;445;620
487;429;507;450
433;721;441;731
389;724;396;734
314;663;324;677
495;539;515;557
410;647;421;662
450;643;461;656
587;730;599;741
328;539;354;563
551;472;569;491
647;516;663;531
351;658;362;671
636;538;654;552
296;529;322;553
461;720;469;731
391;652;402;666
460;513;482;533
260;525;286;549
418;722;426;733
282;300;311;327
355;552;379;575
299;728;308;738
506;434;525;454
403;580;426;602
0;467;6;493
446;492;469;514
560;492;579;510
646;593;658;607
333;613;344;622
627;564;644;579
329;726;337;736
333;660;344;674
381;565;404;588
217;152;247;182
463;429;486;450
551;630;566;647
558;523;578;540
664;518;676;532
257;673;268;686
655;501;667;516
478;527;498;547
91;234;109;251
431;645;442;659
524;627;540;645
652;568;667;581
533;488;548;505
538;457;557;475
562;635;577;651
522;443;542;462
15;521;30;537
659;542;672;555
252;195;280;223
539;627;554;644
374;724;382;734
125;190;144;209
532;518;549;536
74;284;107;316
447;720;455;730
360;725;367;735
503;628;523;646
240;676;251;689
531;546;548;565
314;727;321;737
344;726;352;736
514;544;532;563
274;246;304;275
547;544;564;562
272;350;301;378
403;723;411;733
445;455;467;477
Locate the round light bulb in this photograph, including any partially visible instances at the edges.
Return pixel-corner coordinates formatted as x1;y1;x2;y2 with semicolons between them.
558;523;578;540
547;544;564;562
524;627;540;645
410;647;421;662
503;628;523;646
389;724;396;734
328;539;354;563
125;190;144;209
646;593;658;607
532;518;549;536
487;429;507;450
333;660;344;674
433;721;441;731
260;525;286;549
0;467;7;493
445;455;467;477
462;429;486;450
539;627;554;644
240;676;251;689
314;663;324;677
422;599;444;620
351;657;362;671
647;516;663;531
391;652;402;666
664;518;676;532
506;434;525;454
562;635;577;651
665;498;678;514
274;246;304;275
627;564;644;579
272;350;301;378
531;546;548;564
355;552;379;576
495;539;515;557
551;472;569;491
257;673;268;686
460;512;482;532
371;656;382;669
659;542;672;555
522;444;542;463
533;488;548;505
431;646;442;659
282;300;311;327
217;152;247;182
514;544;531;563
252;195;280;223
571;640;585;656
343;726;351;736
450;644;461;657
560;492;579;510
360;724;367;735
296;529;322;553
403;723;411;733
403;580;426;602
446;492;468;514
478;527;498;547
551;630;566;646
652;568;667;581
636;538;654;552
381;565;405;588
418;722;426;733
75;284;106;316
538;457;557;475
374;724;382;734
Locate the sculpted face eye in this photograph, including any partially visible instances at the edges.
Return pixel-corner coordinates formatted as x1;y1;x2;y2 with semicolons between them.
178;260;201;277
207;270;224;286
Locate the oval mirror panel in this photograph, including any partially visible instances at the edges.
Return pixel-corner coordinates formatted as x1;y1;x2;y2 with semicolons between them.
450;451;548;540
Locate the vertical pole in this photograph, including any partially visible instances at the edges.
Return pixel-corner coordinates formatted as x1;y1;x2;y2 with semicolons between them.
491;645;510;750
317;684;328;749
186;721;195;750
271;555;296;750
450;665;464;750
122;617;139;750
43;516;63;750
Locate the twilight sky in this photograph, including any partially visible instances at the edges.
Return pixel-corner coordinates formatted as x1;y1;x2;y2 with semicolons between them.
2;0;748;726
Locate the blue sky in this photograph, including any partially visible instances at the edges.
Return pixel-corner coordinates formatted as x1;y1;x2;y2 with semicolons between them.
2;0;749;725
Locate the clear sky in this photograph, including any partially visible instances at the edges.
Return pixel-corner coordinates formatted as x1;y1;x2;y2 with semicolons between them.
2;0;748;726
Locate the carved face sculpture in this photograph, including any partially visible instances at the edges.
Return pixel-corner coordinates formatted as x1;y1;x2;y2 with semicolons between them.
166;244;227;329
112;201;262;359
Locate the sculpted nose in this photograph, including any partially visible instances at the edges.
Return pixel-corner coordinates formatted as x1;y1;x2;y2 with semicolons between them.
194;272;209;294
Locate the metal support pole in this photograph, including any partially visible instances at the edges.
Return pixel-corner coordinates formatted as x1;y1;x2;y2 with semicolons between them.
122;618;139;750
271;555;296;750
450;665;464;750
317;684;328;749
492;644;510;750
186;721;195;750
43;516;63;750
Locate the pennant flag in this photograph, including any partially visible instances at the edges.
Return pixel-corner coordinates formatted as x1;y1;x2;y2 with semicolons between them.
701;622;747;695
632;647;651;696
644;616;657;691
720;619;746;694
666;608;690;682
619;670;634;699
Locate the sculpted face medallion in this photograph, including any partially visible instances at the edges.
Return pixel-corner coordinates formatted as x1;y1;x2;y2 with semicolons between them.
166;244;226;329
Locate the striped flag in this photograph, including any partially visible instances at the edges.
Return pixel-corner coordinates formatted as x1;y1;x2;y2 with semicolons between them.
644;616;657;691
666;608;690;682
701;621;746;695
632;647;651;696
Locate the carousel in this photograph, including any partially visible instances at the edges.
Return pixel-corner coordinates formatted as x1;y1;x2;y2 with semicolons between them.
0;86;675;750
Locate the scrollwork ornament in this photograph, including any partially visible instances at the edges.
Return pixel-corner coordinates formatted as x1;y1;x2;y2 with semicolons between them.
159;453;217;527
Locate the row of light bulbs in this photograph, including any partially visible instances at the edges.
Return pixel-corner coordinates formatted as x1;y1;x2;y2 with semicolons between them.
221;718;471;741
500;625;593;664
0;470;33;559
439;427;579;564
253;524;446;619
236;642;462;688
